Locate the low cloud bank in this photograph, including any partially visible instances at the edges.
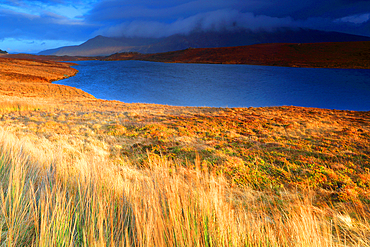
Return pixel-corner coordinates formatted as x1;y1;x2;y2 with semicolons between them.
95;9;299;38
95;9;370;38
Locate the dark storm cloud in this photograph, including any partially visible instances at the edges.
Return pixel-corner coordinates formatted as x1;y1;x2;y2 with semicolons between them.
86;0;257;22
94;9;298;38
86;0;370;21
1;0;369;52
2;0;370;41
251;0;370;19
86;0;370;38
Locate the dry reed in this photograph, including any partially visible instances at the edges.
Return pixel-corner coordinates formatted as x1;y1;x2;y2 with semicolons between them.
0;128;369;246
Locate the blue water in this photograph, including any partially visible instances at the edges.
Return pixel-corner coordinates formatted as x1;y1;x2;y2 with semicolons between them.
57;60;370;111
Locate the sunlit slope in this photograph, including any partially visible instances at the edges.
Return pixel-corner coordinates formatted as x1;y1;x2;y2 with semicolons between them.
123;41;370;69
0;57;94;98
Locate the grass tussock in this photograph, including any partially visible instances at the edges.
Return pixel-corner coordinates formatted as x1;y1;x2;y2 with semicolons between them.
0;128;369;246
0;99;48;113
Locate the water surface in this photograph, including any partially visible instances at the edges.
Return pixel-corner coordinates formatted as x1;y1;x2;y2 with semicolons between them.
58;60;370;111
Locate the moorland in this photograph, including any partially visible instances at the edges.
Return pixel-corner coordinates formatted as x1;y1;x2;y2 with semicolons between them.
132;41;370;69
4;41;370;69
0;49;369;246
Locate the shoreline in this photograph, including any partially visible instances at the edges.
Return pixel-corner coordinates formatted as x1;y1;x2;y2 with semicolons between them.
53;59;370;112
0;57;94;99
104;41;370;70
1;56;369;113
3;41;370;70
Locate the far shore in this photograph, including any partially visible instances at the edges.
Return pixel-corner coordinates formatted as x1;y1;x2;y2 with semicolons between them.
2;41;370;69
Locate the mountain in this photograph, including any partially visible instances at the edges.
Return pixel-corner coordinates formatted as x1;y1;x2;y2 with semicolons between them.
38;35;159;56
38;28;370;56
0;49;8;54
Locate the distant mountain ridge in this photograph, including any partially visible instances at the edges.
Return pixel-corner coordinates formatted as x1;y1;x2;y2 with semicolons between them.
38;28;370;56
38;35;161;56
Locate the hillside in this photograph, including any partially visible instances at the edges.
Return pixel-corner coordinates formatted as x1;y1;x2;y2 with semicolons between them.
38;35;161;56
106;41;370;69
38;28;370;56
2;53;98;61
4;41;370;70
0;57;93;98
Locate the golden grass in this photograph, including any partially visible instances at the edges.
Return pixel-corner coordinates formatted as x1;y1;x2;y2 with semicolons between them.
0;57;77;83
0;58;93;99
3;97;368;203
0;124;369;246
0;57;369;245
0;98;49;113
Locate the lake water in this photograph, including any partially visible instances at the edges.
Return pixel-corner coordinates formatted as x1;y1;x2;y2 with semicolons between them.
58;60;370;111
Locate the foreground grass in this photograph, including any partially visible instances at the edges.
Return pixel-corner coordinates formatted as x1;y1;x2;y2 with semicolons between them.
1;128;370;246
0;98;369;246
2;98;369;203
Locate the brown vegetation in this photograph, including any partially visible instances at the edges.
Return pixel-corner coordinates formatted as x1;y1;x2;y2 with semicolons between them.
107;41;370;69
0;57;94;98
4;41;370;69
1;53;97;61
0;57;369;245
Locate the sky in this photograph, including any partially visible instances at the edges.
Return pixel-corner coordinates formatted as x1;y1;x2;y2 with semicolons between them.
0;0;370;53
